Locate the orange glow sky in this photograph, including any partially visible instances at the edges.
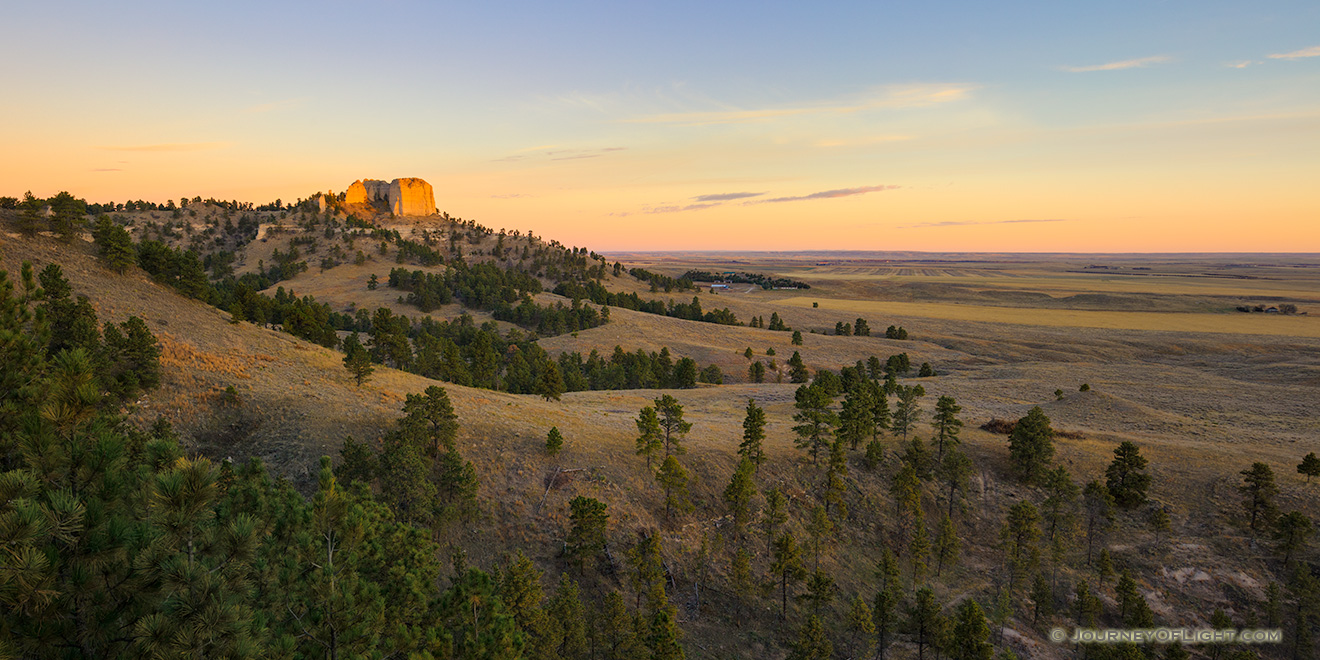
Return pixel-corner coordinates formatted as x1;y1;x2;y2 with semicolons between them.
3;2;1318;252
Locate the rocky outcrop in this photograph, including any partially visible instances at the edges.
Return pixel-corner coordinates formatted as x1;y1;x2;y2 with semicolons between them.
344;178;435;216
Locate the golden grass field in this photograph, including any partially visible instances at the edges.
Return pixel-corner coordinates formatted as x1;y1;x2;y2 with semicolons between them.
5;218;1319;659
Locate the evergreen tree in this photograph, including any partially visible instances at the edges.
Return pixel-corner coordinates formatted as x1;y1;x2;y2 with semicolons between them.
627;531;667;614
536;360;565;401
748;360;766;383
1096;548;1115;585
909;507;931;586
932;395;963;458
337;436;378;487
1239;462;1279;538
792;330;803;345
93;216;137;273
1008;406;1054;484
938;449;973;520
1105;441;1151;509
1082;480;1115;566
839;382;875;450
891;463;922;551
1001;500;1042;597
792;384;838;465
934;513;961;576
948;598;994;660
567;496;609;573
1149;508;1171;547
771;532;807;620
846;594;877;659
546;426;564;457
1298;452;1320;484
806;504;833;572
596;591;646;660
656;456;693;521
1073;580;1102;626
654;394;692;457
907;586;946;660
787;615;833;660
730;547;755;623
739;399;766;470
723;458;757;542
1031;573;1054;624
342;331;375;385
547;573;590;660
48;191;86;243
648;607;686;660
891;385;923;441
788;350;810;383
873;548;904;660
802;569;836;617
635;406;663;469
870;380;892;440
1115;570;1155;627
16;190;42;236
823;440;849;518
1273;511;1313;567
763;487;789;556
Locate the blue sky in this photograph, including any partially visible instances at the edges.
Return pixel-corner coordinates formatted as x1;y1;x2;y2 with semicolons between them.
3;1;1318;250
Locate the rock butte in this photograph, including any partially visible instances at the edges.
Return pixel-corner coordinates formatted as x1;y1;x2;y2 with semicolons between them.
342;177;436;217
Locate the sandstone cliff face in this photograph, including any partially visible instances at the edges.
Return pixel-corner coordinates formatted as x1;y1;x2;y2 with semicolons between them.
343;178;435;216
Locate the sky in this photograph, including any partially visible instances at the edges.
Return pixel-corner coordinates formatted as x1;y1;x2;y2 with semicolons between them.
2;1;1318;252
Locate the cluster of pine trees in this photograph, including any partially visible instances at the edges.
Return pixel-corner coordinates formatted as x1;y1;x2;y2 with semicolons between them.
553;280;742;327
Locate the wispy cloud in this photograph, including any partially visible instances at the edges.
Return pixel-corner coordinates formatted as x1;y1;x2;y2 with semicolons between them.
751;185;899;204
490;193;530;199
1224;60;1255;69
1267;45;1320;60
693;191;765;202
622;84;975;126
494;146;626;163
644;203;722;214
1060;55;1171;73
898;218;1072;229
96;142;231;152
90;168;123;172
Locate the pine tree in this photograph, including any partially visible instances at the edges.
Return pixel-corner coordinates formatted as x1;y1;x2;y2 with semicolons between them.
1096;548;1115;586
730;547;754;623
635;406;663;469
1008;406;1054;484
1031;573;1054;624
627;531;667;615
839;383;875;450
93;216;137;273
536;361;565;401
1299;452;1320;484
806;504;833;572
792;384;837;465
802;569;835;616
934;513;961;577
748;360;766;383
1149;508;1171;547
739;399;766;470
846;594;877;659
16;190;42;236
1105;441;1151;509
932;395;963;459
547;573;590;660
546;426;565;457
595;591;646;660
891;463;922;551
1082;480;1115;566
1115;570;1155;627
907;587;946;660
1273;511;1313;566
654;395;691;457
948;598;994;660
873;547;904;659
567;496;609;574
771;532;807;620
1001;501;1042;598
723;458;757;542
891;385;923;441
787;614;833;660
763;487;789;557
1073;580;1102;626
938;449;973;520
909;507;931;586
498;551;551;659
648;607;685;660
48;191;86;243
342;331;375;385
1239;462;1279;538
792;330;803;345
656;456;693;521
870;381;892;440
823;440;849;518
788;350;810;383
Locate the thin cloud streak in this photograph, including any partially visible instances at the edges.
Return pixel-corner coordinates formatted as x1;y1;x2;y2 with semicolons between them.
1268;45;1320;60
1061;55;1171;72
621;84;975;126
90;168;123;172
750;185;899;204
494;146;626;163
95;142;232;152
693;191;765;202
898;218;1072;229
